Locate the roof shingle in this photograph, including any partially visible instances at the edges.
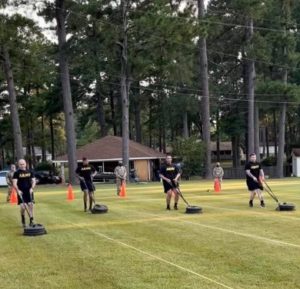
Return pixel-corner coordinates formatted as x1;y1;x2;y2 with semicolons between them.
54;135;166;162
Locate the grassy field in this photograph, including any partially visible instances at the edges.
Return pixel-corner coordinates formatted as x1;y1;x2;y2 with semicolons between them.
0;178;300;289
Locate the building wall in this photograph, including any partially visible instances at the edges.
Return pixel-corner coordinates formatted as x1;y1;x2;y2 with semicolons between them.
292;156;300;177
134;160;149;181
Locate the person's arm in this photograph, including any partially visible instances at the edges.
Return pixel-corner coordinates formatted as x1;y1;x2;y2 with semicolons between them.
122;167;127;180
246;170;258;182
220;168;224;177
114;167;122;179
30;172;36;193
158;167;171;183
174;172;181;182
212;168;216;178
6;173;12;186
259;168;265;181
159;173;172;183
91;166;97;178
12;178;22;195
75;168;83;181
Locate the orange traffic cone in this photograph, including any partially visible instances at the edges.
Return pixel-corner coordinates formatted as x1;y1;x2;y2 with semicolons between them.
119;181;126;198
10;187;18;204
214;178;221;193
67;184;75;201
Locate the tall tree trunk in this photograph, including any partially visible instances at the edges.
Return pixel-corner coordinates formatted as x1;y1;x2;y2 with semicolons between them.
55;0;77;185
183;111;189;138
148;98;153;147
95;79;107;137
254;104;260;161
1;46;24;160
277;103;286;177
261;126;266;158
50;116;55;161
133;83;142;143
31;144;36;167
120;0;130;175
246;18;255;155
277;66;288;178
273;110;278;159
277;1;290;178
41;114;46;162
110;89;117;136
232;136;240;168
216;109;220;162
266;126;270;158
198;0;211;179
26;126;32;167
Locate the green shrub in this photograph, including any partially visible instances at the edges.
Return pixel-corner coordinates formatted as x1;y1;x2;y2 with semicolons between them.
172;137;205;178
261;156;277;166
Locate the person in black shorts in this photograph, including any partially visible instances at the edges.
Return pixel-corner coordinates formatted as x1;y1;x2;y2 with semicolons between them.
159;154;181;210
12;159;36;227
76;157;97;212
245;153;265;208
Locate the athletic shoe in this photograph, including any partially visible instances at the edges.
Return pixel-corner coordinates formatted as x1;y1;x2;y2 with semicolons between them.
166;205;171;210
22;222;26;228
260;200;265;208
249;200;253;207
174;204;178;210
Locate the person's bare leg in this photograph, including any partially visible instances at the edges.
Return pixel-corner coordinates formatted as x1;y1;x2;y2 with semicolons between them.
28;203;34;225
166;190;172;210
249;191;256;207
256;189;265;207
83;190;88;211
20;205;26;227
88;191;95;211
173;190;179;210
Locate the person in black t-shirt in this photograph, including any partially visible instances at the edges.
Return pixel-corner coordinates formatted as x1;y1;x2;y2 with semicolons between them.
76;157;97;212
245;153;265;208
159;154;181;210
12;159;36;227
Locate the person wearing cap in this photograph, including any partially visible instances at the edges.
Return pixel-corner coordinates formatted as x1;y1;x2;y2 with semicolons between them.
245;153;265;208
212;162;224;184
114;161;127;195
75;157;97;212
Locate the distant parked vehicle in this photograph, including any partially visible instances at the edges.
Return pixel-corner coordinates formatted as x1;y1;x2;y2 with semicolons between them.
93;172;115;183
0;170;9;187
34;171;62;185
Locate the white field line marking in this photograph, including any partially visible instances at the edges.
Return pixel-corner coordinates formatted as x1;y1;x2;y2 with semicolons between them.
111;196;300;221
114;209;300;249
179;220;300;249
60;219;238;289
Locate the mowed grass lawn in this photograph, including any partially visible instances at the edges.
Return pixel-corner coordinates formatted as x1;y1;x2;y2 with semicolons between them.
0;178;300;289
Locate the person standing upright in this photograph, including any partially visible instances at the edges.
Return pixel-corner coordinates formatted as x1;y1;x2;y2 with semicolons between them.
159;154;181;210
12;159;36;227
76;157;97;212
213;162;224;189
114;161;127;196
245;153;265;208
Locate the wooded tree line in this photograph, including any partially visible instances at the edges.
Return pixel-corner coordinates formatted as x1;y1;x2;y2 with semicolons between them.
1;0;300;183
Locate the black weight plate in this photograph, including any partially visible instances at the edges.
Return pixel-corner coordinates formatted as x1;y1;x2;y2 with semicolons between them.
91;204;108;214
23;224;47;236
185;205;202;214
276;203;295;211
